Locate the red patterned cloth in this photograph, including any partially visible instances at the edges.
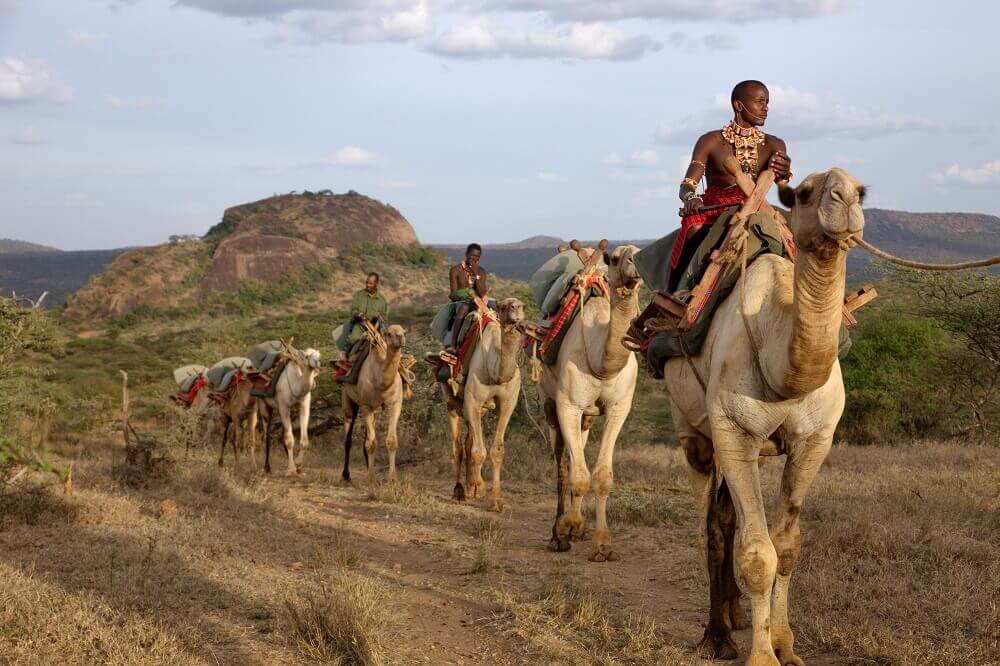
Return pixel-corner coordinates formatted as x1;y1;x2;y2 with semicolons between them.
454;314;494;376
671;185;747;269
183;375;208;406
538;275;610;358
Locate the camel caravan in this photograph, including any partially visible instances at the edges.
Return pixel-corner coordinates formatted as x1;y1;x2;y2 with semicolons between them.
160;79;1000;665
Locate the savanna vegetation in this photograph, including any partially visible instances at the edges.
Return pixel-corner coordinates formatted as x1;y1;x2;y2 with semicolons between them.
0;268;997;664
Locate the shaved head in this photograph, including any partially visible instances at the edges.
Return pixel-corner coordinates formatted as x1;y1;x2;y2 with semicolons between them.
731;80;768;104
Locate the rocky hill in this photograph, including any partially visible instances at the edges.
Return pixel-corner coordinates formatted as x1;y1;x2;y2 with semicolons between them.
64;190;439;320
0;238;61;253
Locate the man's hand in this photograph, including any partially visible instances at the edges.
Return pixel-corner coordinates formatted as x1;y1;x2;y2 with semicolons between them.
770;151;792;182
682;196;704;216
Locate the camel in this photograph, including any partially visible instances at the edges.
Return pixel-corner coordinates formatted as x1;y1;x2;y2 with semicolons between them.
439;298;525;510
340;324;407;485
538;244;643;562
663;168;865;665
250;341;321;476
213;379;260;470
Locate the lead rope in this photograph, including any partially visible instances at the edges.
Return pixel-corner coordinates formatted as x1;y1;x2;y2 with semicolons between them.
854;238;1000;271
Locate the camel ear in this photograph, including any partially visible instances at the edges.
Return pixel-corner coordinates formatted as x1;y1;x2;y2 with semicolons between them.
778;182;796;208
604;252;612;266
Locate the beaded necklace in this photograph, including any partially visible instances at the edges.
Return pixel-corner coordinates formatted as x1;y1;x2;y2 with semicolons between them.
721;120;766;177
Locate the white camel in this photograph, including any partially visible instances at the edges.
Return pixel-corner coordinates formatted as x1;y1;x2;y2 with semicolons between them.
439;298;525;510
664;168;866;665
250;341;321;476
538;245;643;562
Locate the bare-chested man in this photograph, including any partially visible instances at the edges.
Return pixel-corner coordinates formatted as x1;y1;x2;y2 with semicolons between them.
446;243;489;350
668;79;793;291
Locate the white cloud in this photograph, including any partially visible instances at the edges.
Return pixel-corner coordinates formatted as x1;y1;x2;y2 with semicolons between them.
8;126;49;145
179;0;431;44
702;33;739;50
605;149;659;167
66;29;108;47
930;160;1000;187
429;20;660;61
382;179;416;188
538;171;565;183
106;95;165;110
0;57;73;104
0;0;19;10
656;85;936;144
472;0;846;23
328;146;380;167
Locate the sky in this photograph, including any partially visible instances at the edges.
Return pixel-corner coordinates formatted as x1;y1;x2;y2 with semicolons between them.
1;0;998;250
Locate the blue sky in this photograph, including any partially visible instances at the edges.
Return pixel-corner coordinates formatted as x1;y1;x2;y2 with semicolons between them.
1;0;997;250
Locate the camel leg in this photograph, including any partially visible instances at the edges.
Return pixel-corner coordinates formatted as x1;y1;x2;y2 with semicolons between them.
770;433;832;666
385;396;402;483
714;426;778;666
464;396;487;500
362;409;378;486
680;427;740;660
294;393;311;472
262;405;273;475
544;398;571;552
218;419;231;468
463;429;473;495
232;414;241;472
487;391;516;512
279;401;296;476
247;404;259;473
556;404;588;543
341;395;358;482
448;407;466;501
589;401;629;563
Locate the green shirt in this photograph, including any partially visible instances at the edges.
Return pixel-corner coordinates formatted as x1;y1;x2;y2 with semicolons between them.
350;289;389;323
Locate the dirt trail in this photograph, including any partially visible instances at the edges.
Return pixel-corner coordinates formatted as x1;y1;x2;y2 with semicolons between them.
275;461;850;665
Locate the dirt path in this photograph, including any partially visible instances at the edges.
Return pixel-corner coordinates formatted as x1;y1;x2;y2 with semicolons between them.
274;458;851;665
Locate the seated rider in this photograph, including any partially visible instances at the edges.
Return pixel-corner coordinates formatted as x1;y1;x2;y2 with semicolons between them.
670;79;793;293
446;243;489;352
339;272;389;362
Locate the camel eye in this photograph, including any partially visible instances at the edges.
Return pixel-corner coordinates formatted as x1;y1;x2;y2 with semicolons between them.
796;185;814;205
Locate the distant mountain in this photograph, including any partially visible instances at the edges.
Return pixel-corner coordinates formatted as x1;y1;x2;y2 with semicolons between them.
0;249;129;305
0;238;61;253
435;209;1000;281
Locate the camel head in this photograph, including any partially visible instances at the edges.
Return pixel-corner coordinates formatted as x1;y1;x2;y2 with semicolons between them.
495;298;525;328
384;324;407;350
778;169;866;254
281;338;322;376
606;244;643;292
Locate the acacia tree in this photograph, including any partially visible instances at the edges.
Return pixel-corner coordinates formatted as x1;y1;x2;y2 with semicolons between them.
0;294;65;487
909;271;1000;439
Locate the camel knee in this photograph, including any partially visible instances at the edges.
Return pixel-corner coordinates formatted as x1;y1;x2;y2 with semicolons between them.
592;465;612;497
772;525;802;577
570;466;591;497
736;536;777;596
682;435;713;476
470;448;486;468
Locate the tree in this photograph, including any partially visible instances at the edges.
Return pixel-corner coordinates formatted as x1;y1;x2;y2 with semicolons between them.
908;271;1000;439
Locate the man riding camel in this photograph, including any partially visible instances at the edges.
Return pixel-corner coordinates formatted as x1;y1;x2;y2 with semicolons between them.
446;243;489;351
667;79;793;293
337;272;389;363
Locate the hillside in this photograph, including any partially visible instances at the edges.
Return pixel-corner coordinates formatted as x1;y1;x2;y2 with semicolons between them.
63;190;440;321
0;238;61;253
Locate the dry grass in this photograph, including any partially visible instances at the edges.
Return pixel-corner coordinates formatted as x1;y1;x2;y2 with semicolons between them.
491;573;693;665
283;572;389;665
776;441;1000;665
469;517;507;574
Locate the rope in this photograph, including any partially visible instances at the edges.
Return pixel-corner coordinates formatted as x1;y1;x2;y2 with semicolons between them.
855;237;1000;271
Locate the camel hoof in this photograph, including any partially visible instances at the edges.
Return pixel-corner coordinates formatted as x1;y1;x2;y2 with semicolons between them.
467;481;485;500
548;537;572;553
774;648;805;666
697;630;739;661
588;549;619;562
746;656;781;666
568;526;586;542
488;498;504;513
342;471;352;483
452;483;466;501
264;464;271;475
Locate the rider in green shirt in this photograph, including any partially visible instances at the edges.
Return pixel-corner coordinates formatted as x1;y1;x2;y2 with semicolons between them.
337;272;389;358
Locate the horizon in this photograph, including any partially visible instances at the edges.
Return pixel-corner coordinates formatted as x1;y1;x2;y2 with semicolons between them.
2;1;999;250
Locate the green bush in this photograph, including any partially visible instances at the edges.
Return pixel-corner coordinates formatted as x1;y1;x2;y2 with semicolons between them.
840;310;950;444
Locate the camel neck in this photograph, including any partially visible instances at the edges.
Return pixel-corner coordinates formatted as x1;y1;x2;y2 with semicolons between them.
595;286;640;380
377;345;402;391
495;324;522;384
777;245;846;397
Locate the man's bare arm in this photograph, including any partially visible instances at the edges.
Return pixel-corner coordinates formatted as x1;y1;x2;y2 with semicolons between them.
680;132;716;215
767;136;792;182
448;267;463;301
474;268;489;298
